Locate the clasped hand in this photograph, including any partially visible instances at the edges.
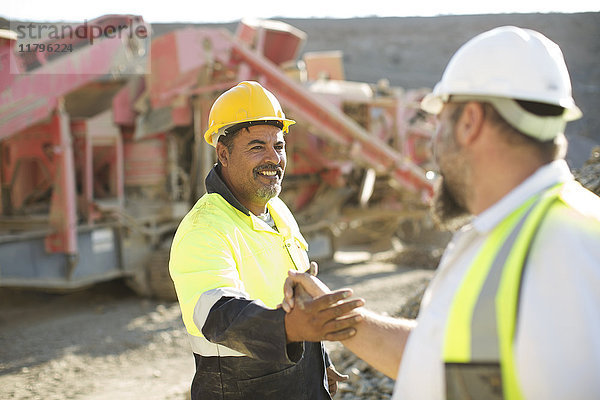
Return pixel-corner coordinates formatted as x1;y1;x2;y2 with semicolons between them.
282;262;365;343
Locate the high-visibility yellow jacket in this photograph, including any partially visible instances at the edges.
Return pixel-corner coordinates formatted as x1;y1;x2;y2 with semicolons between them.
169;165;332;400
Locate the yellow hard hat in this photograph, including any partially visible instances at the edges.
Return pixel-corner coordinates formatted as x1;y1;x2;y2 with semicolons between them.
204;81;296;147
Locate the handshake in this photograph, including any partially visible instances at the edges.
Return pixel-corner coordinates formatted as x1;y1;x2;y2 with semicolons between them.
280;262;367;396
281;262;365;343
281;261;415;385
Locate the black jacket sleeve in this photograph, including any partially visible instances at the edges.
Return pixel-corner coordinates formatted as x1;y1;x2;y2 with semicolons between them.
202;296;304;364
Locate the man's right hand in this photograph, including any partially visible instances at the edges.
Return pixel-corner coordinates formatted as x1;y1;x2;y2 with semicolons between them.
281;268;332;313
284;288;365;343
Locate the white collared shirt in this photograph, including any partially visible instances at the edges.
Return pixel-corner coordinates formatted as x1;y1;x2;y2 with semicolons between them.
392;160;600;400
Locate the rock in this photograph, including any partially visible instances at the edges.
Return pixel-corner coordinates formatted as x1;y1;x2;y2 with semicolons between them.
328;345;396;399
574;146;600;196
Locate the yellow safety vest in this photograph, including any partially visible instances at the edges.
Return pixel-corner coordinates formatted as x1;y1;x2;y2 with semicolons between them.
443;181;600;400
169;193;309;338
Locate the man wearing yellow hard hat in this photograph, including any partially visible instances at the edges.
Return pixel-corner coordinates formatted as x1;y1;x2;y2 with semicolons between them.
169;81;363;399
282;26;600;400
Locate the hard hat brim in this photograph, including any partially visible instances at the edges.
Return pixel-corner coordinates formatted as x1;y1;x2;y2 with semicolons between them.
205;117;296;147
421;91;582;122
420;92;445;115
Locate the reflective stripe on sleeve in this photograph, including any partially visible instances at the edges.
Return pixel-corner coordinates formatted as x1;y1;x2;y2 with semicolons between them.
193;287;251;334
187;332;246;357
190;286;251;357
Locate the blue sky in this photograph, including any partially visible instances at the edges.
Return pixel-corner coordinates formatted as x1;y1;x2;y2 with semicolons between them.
3;0;598;23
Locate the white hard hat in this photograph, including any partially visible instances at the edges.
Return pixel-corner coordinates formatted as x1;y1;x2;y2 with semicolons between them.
421;26;582;140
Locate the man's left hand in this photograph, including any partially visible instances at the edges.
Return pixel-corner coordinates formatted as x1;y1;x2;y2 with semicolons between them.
326;365;349;397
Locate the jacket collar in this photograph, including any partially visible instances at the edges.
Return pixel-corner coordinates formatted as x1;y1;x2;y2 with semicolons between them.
472;159;573;233
205;164;307;248
205;164;251;216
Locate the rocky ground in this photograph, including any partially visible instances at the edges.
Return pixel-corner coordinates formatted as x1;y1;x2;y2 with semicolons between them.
574;146;600;196
0;241;437;400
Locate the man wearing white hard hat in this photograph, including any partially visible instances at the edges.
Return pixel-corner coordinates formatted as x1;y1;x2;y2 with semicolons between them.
281;26;600;400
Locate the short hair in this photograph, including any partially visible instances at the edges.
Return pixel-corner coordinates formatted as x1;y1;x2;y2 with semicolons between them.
483;101;567;162
217;120;284;154
217;128;242;154
449;100;567;162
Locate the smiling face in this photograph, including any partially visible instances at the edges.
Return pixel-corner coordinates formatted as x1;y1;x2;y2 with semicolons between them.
217;124;286;215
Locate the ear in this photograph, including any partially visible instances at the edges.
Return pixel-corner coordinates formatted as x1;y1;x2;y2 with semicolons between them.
455;102;485;146
216;142;230;167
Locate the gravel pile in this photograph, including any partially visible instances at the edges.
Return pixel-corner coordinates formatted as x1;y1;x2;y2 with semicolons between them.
332;352;396;400
574;146;600;196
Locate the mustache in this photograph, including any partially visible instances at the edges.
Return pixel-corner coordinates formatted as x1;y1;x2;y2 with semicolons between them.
253;163;284;176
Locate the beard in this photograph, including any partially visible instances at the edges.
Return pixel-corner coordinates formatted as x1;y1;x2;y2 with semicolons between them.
253;163;284;201
430;116;473;231
430;176;471;231
256;181;281;201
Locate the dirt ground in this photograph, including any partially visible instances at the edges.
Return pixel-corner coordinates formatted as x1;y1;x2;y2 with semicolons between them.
0;244;435;400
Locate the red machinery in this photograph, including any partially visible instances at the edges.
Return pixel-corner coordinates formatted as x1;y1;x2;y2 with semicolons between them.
125;18;436;257
0;16;436;299
0;15;155;291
